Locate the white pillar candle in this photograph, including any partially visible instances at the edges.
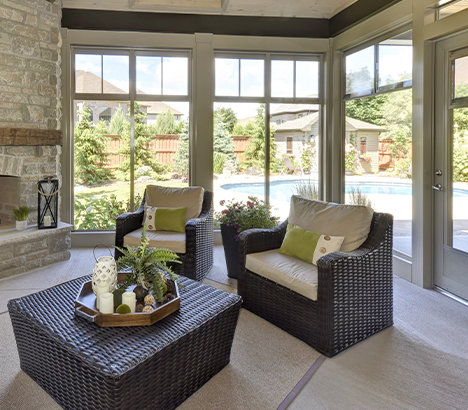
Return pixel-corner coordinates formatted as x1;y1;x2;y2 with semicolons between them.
99;292;114;314
95;283;109;309
44;215;52;227
122;292;136;313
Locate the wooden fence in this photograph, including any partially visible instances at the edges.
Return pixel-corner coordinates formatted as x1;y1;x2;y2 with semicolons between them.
104;134;252;170
103;134;180;169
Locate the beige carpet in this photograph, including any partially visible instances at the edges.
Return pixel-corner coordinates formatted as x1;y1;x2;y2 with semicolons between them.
0;308;319;410
289;276;468;410
2;249;468;409
179;309;320;409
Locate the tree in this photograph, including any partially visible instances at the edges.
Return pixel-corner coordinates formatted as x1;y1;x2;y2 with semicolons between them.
108;107;129;135
213;111;236;159
345;94;389;126
215;107;237;133
172;120;190;179
242;105;280;172
118;103;164;178
154;110;177;134
74;105;112;185
212;112;236;174
380;89;412;160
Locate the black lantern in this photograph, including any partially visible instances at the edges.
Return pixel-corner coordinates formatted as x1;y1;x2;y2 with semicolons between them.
38;177;59;229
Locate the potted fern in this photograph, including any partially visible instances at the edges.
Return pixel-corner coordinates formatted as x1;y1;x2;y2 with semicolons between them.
114;227;181;305
14;206;30;231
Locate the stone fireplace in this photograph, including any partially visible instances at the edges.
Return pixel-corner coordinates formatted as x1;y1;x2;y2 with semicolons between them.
0;141;61;229
0;129;71;279
0;0;70;279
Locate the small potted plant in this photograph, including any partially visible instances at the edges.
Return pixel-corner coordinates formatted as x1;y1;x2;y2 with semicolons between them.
14;206;30;231
216;196;279;279
114;227;181;309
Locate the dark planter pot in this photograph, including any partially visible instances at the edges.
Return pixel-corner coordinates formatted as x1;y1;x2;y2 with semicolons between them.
220;224;242;279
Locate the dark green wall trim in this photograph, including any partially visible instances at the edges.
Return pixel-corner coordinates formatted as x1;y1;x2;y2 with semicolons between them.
329;0;402;37
62;9;329;38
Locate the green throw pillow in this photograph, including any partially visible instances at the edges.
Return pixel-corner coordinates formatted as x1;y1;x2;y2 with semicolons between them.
279;223;321;264
153;207;187;232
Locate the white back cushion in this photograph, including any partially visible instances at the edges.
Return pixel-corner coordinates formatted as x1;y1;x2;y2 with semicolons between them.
146;185;204;221
288;195;373;252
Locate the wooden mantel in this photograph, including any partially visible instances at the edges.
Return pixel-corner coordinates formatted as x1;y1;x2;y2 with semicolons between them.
0;128;62;146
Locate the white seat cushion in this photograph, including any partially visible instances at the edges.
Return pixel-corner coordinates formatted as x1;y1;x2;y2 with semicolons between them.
289;195;373;252
145;185;204;221
124;228;186;254
246;249;318;301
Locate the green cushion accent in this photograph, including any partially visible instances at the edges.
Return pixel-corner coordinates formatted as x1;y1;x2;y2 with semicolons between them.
279;223;320;264
155;207;187;232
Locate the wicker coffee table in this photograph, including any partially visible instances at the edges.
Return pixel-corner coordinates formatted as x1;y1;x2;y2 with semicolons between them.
8;275;242;410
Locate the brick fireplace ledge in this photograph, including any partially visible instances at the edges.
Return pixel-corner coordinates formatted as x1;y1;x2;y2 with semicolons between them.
0;222;72;280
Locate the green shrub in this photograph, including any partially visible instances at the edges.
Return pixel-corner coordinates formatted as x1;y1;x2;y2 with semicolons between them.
74;106;113;186
74;193;143;230
453;140;468;182
213;152;227;174
345;144;360;174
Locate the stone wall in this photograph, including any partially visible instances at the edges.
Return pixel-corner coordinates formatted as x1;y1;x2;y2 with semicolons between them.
0;0;62;130
0;222;71;279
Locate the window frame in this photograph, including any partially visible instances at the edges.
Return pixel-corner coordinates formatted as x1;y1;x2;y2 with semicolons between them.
214;51;324;202
344;31;413;100
71;46;192;229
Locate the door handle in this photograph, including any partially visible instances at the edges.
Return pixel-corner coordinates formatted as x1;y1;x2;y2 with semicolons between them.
432;184;443;191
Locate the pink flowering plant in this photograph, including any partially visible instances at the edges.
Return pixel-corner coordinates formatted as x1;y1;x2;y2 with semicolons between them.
216;196;279;239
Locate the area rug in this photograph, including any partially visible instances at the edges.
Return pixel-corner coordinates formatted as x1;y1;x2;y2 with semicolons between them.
0;308;320;410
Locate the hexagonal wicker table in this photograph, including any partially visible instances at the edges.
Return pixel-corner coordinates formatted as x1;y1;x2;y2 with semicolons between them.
8;276;242;410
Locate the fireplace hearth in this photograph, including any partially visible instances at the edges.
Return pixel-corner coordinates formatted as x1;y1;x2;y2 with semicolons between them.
0;130;71;279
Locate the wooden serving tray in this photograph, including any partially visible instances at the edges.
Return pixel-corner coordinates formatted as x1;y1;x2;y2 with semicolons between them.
74;273;180;327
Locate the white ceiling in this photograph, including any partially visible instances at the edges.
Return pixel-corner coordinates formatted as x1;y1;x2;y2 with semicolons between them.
62;0;359;19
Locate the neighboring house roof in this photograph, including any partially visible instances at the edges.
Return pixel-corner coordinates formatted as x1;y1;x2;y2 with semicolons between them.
345;117;387;132
275;112;386;133
271;104;318;116
275;111;319;132
75;71;182;116
145;101;182;116
75;70;126;94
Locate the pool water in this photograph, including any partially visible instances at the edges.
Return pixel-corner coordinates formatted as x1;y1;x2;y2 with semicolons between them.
221;180;468;201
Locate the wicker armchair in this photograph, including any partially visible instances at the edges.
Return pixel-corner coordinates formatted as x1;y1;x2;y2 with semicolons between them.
238;212;393;357
115;190;214;282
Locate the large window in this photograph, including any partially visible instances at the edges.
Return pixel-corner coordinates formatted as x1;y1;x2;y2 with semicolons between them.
344;31;413;256
72;48;190;231
213;53;321;222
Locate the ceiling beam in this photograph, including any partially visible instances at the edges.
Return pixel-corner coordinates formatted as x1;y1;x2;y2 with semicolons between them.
329;0;401;36
62;0;402;38
62;9;330;38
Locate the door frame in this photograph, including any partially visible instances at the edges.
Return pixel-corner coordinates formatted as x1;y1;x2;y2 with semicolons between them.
434;31;468;300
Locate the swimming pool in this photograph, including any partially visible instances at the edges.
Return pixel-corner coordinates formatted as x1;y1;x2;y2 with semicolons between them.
221;180;468;201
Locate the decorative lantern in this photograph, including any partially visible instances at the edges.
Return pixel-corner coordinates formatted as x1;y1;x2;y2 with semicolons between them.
37;177;59;229
91;247;117;295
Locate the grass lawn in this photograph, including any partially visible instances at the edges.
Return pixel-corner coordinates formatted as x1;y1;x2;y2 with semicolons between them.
75;180;188;203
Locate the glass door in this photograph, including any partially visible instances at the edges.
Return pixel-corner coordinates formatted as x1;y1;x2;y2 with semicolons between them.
434;33;468;300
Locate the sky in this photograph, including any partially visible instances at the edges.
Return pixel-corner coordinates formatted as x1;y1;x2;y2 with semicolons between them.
75;54;320;120
346;43;412;92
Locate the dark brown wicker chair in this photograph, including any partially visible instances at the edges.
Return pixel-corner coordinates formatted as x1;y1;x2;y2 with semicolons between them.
115;190;213;282
238;212;393;357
